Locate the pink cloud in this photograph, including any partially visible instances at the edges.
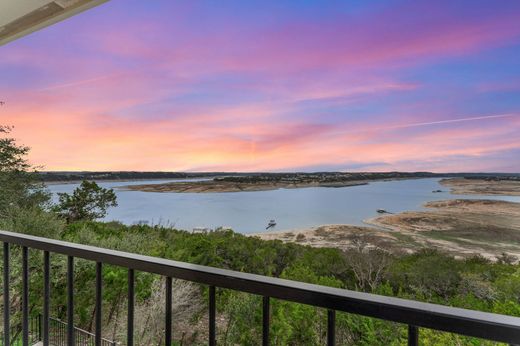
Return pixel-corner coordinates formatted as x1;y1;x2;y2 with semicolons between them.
2;1;520;172
3;106;516;172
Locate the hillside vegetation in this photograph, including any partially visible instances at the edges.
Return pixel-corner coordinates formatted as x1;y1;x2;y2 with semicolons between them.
2;213;520;345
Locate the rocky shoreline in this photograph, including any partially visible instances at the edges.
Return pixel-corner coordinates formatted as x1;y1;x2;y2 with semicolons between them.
252;198;520;261
440;177;520;196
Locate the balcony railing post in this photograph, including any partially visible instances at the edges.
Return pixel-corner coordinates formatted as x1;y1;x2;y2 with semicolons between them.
95;262;103;346
127;268;134;346
67;256;75;346
38;313;42;342
262;296;270;346
327;309;336;346
43;251;50;346
408;325;418;346
22;246;29;346
209;286;216;346
3;242;9;346
165;276;172;346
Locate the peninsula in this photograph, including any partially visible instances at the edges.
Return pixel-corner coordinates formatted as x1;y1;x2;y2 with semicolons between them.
120;172;442;193
440;177;520;196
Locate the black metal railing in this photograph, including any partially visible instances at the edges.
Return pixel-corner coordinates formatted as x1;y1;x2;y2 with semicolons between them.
0;315;40;346
1;230;520;346
0;313;116;346
47;316;115;346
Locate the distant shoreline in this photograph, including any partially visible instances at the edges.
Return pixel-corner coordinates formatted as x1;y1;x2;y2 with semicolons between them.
119;179;371;193
44;177;212;186
39;171;520;184
118;172;446;193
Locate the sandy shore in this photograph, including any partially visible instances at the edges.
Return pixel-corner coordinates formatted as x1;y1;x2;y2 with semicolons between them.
253;199;520;261
252;224;416;254
368;199;520;259
440;178;520;196
121;180;369;193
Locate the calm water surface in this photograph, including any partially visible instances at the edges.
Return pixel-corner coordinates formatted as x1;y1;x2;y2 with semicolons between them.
46;178;520;234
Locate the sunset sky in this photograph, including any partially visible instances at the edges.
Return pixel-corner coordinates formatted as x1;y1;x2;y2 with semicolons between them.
1;0;520;172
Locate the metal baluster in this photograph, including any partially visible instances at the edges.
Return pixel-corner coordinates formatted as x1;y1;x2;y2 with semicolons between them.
22;247;29;346
262;296;270;346
165;277;172;346
38;313;42;343
327;310;335;346
67;256;74;346
408;325;418;346
95;262;102;346
127;269;134;346
43;251;50;346
209;286;216;346
64;309;67;345
3;242;9;346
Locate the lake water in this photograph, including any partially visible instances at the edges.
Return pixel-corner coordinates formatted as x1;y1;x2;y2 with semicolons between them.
46;178;520;234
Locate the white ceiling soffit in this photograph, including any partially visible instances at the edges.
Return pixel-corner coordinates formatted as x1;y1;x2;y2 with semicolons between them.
0;0;108;47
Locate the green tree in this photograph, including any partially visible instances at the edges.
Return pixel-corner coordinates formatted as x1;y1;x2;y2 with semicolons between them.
0;125;50;215
55;180;118;222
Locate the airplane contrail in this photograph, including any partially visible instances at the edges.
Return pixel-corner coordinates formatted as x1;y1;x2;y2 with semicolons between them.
384;113;519;130
328;112;519;137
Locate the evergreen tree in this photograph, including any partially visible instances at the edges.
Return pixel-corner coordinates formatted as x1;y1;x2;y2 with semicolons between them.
55;180;118;222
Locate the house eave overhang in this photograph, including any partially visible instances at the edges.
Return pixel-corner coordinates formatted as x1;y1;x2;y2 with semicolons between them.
0;0;108;47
